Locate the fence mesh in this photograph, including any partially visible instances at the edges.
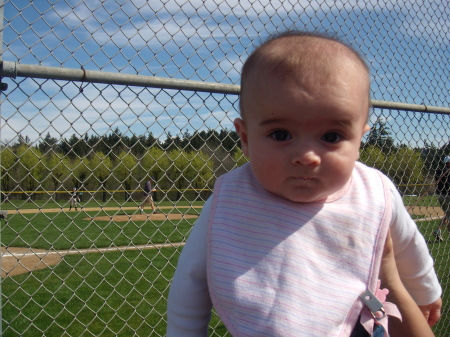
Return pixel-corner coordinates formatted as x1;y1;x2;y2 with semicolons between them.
1;0;449;336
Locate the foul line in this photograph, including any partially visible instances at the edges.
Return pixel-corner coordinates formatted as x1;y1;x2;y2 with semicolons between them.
1;242;186;258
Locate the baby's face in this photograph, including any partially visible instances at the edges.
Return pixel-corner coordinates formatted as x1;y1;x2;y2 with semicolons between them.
235;63;370;203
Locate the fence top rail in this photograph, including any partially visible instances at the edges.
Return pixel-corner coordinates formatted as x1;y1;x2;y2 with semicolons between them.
2;60;449;114
0;60;240;95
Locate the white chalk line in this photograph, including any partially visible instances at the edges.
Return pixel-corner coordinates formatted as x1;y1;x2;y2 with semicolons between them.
1;214;441;260
1;242;185;259
415;216;443;222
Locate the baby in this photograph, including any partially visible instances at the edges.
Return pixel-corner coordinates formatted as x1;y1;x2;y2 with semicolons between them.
167;31;441;336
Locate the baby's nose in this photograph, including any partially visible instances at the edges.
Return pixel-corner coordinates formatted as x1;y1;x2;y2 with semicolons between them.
291;146;321;166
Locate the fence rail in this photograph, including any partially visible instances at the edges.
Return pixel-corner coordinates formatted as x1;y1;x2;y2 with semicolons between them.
2;60;450;114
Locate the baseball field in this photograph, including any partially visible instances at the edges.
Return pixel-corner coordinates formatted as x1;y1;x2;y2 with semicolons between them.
1;197;449;336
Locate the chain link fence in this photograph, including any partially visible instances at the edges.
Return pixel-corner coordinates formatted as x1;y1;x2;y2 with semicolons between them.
0;0;449;336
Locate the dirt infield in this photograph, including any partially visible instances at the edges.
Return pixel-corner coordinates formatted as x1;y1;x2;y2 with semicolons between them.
407;206;444;217
1;205;442;278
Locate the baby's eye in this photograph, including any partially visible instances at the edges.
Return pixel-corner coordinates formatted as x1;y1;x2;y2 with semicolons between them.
270;130;292;141
321;132;342;143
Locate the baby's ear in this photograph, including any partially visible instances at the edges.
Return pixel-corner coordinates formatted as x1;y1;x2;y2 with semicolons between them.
363;124;371;135
234;118;250;157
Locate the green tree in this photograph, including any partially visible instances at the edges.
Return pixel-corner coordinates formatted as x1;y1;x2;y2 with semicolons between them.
185;151;214;200
59;133;90;159
421;143;442;173
1;147;16;202
90;152;112;202
16;145;44;200
360;146;425;195
140;147;170;201
387;148;425;195
365;117;395;154
233;148;249;167
141;147;170;180
115;151;138;201
167;149;190;201
74;157;90;190
45;153;70;201
68;156;91;202
38;132;59;155
359;146;387;171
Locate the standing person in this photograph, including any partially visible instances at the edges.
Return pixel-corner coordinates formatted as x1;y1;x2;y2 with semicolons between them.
433;156;450;241
69;187;79;211
167;31;442;336
139;177;156;213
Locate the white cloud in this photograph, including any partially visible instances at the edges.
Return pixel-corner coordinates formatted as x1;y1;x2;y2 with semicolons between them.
2;0;448;146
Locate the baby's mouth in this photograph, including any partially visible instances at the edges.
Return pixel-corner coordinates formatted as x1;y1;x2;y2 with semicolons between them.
293;177;314;182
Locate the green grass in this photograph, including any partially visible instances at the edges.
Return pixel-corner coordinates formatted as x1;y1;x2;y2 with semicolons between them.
414;218;450;337
2;248;179;336
2;248;229;337
2;201;450;336
1;204;202;336
0;199;205;211
1;211;197;250
403;194;441;208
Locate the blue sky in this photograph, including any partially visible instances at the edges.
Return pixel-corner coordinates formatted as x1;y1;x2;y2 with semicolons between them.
1;0;449;147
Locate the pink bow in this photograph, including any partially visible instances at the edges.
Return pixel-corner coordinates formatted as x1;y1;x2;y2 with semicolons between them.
360;280;402;337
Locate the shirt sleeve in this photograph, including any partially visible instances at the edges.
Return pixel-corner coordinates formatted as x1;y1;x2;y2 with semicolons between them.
145;181;151;192
166;197;213;337
388;182;442;305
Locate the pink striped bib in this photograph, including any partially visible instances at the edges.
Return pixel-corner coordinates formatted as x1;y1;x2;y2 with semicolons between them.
207;162;391;337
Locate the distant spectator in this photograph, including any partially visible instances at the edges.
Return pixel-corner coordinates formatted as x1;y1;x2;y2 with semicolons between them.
139;177;156;214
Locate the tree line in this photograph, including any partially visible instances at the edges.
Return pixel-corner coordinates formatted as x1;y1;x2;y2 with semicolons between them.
32;128;240;160
361;117;448;195
1;128;243;203
2;120;448;202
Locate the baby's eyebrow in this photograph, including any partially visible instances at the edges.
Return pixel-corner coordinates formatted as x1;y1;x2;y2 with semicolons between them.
324;111;356;127
334;118;355;128
258;117;288;126
259;117;356;128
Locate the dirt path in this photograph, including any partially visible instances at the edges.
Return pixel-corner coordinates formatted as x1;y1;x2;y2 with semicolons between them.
407;206;444;217
1;242;186;278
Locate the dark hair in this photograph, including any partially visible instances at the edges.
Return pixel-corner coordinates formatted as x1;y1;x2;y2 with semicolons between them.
239;30;370;116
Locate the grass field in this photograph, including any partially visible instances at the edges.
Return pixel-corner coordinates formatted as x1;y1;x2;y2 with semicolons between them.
2;209;197;251
0;199;205;211
1;198;449;336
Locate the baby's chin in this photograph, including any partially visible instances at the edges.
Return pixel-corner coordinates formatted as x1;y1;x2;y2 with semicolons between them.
269;189;329;204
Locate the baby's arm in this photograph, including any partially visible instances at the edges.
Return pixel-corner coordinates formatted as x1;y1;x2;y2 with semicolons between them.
380;230;435;336
166;198;213;337
389;184;442;326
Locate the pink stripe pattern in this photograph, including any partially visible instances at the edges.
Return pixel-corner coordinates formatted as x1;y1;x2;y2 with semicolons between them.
207;162;391;336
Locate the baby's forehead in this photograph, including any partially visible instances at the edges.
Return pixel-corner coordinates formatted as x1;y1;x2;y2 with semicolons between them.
244;36;369;86
241;68;370;122
240;36;370;120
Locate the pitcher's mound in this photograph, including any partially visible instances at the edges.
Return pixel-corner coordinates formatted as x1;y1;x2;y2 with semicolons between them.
87;213;199;222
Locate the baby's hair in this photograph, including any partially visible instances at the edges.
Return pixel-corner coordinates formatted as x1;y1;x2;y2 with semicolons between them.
239;30;370;117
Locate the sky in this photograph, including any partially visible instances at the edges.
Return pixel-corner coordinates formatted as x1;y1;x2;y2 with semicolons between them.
1;0;449;147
